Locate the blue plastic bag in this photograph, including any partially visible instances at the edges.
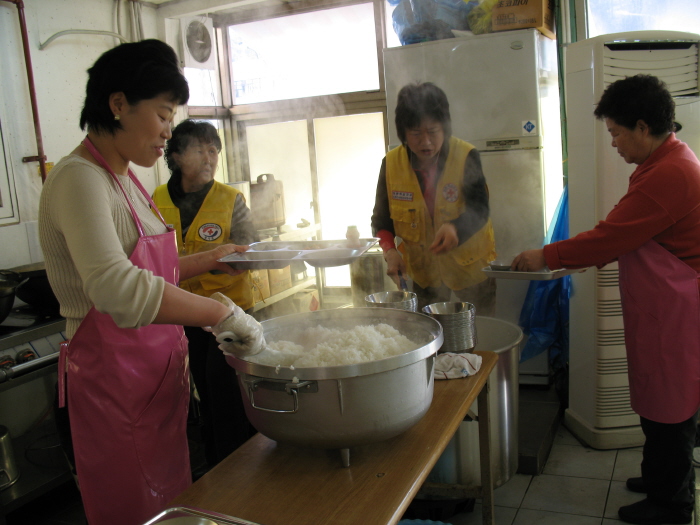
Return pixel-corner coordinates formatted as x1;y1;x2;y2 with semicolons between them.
518;186;571;367
392;0;479;45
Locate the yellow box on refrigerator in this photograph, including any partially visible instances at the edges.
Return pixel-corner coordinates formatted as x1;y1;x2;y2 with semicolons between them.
491;0;555;40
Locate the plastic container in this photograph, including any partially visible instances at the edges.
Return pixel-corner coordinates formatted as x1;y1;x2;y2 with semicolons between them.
427;316;523;488
346;225;361;248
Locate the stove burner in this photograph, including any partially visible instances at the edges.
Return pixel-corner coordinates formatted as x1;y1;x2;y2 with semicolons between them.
0;304;62;337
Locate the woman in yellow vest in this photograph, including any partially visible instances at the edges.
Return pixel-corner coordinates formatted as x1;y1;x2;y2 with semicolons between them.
153;119;257;470
371;82;497;314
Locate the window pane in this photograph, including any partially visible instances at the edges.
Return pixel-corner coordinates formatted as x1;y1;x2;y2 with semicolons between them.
204;120;229;184
314;112;386;287
184;67;221;107
245;120;316;232
587;0;700;38
228;4;380;104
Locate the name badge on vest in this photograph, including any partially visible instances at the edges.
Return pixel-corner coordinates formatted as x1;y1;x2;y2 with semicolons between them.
199;223;223;241
392;190;413;202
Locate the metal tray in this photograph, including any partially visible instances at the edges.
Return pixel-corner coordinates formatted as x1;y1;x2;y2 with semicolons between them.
144;506;261;525
481;267;580;280
219;238;379;270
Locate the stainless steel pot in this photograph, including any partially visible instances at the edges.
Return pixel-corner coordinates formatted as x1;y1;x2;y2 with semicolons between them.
225;308;443;466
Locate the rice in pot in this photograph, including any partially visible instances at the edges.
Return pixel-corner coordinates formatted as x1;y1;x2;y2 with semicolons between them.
247;323;417;368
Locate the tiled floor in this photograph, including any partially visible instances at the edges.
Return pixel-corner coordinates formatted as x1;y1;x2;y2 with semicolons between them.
446;424;699;525
5;407;698;525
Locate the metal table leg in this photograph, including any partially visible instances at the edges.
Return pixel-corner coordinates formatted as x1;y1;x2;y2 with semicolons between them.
478;377;494;525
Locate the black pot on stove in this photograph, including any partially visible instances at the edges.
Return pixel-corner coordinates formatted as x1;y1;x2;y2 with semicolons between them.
9;263;60;317
0;271;26;325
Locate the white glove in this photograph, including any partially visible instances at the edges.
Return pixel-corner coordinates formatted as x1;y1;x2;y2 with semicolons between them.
207;293;266;357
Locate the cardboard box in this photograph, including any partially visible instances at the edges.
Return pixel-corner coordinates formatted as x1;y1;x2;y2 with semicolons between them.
268;266;292;296
491;0;555;40
251;269;270;303
293;289;320;312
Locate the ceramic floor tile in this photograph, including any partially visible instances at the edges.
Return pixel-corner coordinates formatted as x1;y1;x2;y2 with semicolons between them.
512;508;603;524
543;443;617;480
521;473;610;517
612;448;643;482
604;480;646;519
449;504;517;525
553;425;583;447
493;473;533;508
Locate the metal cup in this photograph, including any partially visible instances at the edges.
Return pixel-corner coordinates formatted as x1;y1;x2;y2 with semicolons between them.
365;291;418;312
422;302;477;353
0;425;20;490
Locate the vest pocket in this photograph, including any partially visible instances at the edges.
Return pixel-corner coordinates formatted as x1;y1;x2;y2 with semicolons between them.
391;207;422;242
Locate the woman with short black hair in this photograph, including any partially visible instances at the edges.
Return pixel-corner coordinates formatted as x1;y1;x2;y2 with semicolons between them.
39;40;264;525
371;81;497;314
154;119;257;468
513;74;700;525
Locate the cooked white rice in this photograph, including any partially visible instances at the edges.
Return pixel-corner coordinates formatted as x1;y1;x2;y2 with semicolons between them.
247;323;417;368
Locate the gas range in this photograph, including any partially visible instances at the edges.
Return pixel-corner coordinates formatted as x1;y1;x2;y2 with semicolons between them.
0;301;65;386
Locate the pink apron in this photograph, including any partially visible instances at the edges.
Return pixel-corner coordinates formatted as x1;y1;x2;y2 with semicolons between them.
618;239;700;424
57;138;191;525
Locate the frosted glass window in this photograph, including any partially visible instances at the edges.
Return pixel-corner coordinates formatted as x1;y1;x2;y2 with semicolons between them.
184;68;221;107
245;120;315;231
204;120;229;184
228;4;380;104
587;0;700;38
314;113;386;286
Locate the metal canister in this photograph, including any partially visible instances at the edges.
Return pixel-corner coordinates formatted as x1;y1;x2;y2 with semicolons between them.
0;425;20;490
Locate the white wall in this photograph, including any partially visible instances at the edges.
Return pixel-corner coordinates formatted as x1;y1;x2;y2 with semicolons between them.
0;0;163;269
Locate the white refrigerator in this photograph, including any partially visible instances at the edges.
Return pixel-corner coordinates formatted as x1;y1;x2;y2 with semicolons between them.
383;29;564;381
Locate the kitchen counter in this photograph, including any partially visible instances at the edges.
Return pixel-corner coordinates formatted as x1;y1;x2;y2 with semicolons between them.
168;350;498;525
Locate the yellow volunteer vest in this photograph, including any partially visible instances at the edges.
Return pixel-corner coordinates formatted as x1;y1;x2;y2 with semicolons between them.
385;137;496;290
152;181;255;310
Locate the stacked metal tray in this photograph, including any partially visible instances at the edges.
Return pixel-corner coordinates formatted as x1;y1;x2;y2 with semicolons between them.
219;238;379;270
481;265;580;280
144;506;261;525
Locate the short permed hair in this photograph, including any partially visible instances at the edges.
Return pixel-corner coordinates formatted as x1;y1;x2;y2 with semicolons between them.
395;82;452;145
80;39;189;134
165;120;222;176
593;74;675;135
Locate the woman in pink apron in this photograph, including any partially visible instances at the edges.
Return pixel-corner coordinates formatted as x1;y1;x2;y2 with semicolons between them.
512;75;700;525
38;40;264;525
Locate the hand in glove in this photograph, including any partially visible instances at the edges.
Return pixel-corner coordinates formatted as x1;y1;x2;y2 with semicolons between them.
207;293;266;357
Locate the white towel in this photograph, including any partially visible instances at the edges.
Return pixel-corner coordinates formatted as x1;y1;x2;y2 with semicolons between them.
434;352;482;380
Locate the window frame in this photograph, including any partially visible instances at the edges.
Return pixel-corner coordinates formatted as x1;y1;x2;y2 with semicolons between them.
186;0;390;183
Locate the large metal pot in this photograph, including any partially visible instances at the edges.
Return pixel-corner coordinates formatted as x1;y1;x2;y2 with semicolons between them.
226;308;443;466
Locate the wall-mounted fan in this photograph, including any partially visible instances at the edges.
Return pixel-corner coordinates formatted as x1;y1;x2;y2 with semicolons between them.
180;16;216;70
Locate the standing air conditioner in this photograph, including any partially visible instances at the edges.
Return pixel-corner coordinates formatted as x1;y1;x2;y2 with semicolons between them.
565;30;700;449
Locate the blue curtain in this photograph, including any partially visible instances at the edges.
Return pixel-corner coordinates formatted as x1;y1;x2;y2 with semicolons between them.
518;186;571;370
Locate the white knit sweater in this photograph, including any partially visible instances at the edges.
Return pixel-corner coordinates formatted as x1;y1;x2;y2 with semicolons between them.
39;155;166;338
